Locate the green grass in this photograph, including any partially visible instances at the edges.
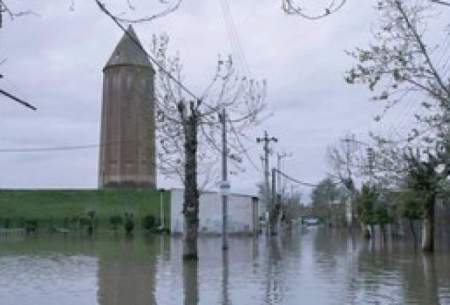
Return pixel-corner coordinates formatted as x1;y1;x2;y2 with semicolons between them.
0;189;171;229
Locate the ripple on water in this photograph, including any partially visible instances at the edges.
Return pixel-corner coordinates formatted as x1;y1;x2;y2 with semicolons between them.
2;230;450;305
0;254;98;305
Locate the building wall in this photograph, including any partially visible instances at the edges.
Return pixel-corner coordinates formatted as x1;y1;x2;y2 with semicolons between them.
98;65;156;188
170;189;258;235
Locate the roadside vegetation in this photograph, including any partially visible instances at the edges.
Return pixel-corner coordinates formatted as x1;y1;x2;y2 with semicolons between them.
0;189;170;234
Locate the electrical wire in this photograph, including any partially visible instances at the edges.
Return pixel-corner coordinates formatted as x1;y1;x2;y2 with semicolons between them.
94;0;200;102
219;0;251;77
275;168;338;188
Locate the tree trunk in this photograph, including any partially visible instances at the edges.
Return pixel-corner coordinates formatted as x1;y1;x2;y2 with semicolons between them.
183;114;199;261
421;196;435;252
362;224;371;239
380;224;386;244
269;203;281;235
183;260;199;305
408;218;418;249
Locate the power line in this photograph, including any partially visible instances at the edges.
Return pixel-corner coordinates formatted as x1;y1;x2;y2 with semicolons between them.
0;144;99;152
219;0;251;77
94;0;200;102
382;30;450;142
0;140;144;153
0;88;36;110
275;168;338;188
228;118;261;172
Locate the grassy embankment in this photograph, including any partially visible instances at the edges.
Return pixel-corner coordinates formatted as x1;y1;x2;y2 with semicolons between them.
0;189;170;231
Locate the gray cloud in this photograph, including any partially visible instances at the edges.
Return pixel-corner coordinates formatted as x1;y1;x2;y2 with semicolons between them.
1;1;447;198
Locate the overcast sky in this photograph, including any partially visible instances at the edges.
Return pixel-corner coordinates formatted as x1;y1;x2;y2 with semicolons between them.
1;1;449;197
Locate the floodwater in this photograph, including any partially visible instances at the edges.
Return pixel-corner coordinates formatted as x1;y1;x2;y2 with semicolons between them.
1;227;450;305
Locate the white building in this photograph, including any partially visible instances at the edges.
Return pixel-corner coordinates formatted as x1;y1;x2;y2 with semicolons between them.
170;189;259;235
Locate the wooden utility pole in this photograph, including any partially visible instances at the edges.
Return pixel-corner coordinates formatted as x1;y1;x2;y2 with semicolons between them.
277;152;291;194
271;167;277;234
219;108;229;251
257;131;278;218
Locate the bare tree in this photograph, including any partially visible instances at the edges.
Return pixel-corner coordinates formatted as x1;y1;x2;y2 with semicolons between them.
326;134;364;231
0;0;36;28
93;0;181;23
281;0;449;20
282;0;347;19
151;34;266;260
326;134;361;193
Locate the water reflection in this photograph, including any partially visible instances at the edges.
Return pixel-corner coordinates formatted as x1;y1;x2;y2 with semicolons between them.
183;260;199;305
1;228;450;305
222;249;230;305
97;236;158;305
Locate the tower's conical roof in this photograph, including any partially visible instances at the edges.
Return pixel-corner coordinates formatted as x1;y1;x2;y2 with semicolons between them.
104;25;153;70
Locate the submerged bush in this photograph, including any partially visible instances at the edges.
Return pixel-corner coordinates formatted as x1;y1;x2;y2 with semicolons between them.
124;212;135;235
25;219;38;233
1;218;11;229
109;215;123;231
142;215;159;231
80;210;97;235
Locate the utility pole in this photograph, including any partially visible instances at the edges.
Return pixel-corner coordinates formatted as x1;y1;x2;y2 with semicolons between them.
0;1;3;29
270;167;277;234
256;131;278;218
277;152;291;195
219;108;229;251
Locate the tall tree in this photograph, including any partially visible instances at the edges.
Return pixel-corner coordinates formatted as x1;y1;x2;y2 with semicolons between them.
326;134;363;229
346;0;450;252
310;177;342;221
151;34;266;260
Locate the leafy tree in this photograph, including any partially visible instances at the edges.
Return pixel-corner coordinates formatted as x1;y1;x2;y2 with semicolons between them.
398;189;423;245
346;0;450;252
310;177;345;222
355;184;395;240
357;185;377;225
326;134;366;228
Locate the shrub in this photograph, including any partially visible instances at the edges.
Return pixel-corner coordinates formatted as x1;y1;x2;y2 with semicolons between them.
25;219;38;233
109;215;123;231
142;215;159;231
62;217;70;229
80;210;97;235
124;212;135;235
3;218;11;229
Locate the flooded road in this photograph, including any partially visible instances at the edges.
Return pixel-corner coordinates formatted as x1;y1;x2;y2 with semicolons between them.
1;227;450;305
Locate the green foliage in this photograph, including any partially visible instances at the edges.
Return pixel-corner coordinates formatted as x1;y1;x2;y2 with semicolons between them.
86;209;96;220
311;178;339;208
310;178;347;221
24;219;38;233
142;214;159;231
357;184;378;226
356;185;394;226
109;215;123;230
398;190;423;220
0;189;170;231
3;218;11;228
124;212;135;235
374;203;393;225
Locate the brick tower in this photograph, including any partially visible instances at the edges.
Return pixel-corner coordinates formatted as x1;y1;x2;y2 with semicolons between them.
98;25;156;188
